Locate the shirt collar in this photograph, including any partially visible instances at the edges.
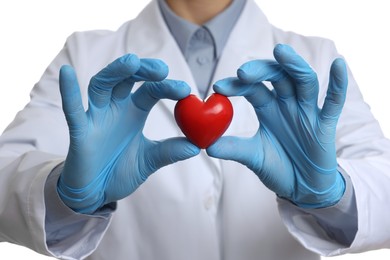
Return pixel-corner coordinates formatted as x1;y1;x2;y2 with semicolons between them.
158;0;247;58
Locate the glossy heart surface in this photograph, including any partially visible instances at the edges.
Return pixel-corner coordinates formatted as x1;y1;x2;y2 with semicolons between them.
174;93;233;149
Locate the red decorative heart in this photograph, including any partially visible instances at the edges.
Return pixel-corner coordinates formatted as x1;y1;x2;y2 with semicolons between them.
174;93;233;149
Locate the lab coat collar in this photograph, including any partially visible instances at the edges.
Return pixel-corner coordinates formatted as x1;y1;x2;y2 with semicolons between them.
126;0;197;97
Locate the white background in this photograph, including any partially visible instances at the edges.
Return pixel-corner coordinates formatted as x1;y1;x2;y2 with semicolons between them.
0;0;389;259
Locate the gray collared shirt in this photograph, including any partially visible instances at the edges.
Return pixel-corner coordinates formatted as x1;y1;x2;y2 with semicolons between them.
158;0;246;98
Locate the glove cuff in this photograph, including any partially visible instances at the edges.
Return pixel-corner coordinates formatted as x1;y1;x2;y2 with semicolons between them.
292;170;346;209
57;175;106;214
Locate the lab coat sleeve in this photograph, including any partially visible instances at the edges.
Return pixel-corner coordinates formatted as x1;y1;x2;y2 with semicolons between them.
44;163;114;259
0;32;117;259
277;38;390;256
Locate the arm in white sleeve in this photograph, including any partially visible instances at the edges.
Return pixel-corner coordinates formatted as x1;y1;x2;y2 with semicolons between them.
278;53;390;256
278;169;358;255
0;32;118;259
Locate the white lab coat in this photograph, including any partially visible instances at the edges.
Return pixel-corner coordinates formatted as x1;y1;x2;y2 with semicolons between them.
1;0;390;259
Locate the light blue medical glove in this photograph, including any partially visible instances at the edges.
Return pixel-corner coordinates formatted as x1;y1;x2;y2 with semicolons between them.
58;54;200;214
208;44;347;208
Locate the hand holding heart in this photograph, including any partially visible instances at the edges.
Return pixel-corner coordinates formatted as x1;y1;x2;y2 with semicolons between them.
205;44;348;208
58;56;201;213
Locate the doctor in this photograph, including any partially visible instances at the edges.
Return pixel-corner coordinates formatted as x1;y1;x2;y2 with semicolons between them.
1;0;390;259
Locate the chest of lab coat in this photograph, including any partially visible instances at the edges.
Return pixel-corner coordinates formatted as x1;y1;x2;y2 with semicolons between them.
2;0;390;259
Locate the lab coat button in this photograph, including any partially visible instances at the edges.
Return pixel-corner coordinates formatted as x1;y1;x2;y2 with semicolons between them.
204;196;214;210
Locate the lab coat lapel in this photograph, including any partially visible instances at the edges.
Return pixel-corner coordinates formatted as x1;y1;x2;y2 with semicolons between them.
124;0;200;113
209;0;276;94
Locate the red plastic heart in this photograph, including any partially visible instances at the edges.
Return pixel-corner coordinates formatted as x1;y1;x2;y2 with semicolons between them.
174;93;233;149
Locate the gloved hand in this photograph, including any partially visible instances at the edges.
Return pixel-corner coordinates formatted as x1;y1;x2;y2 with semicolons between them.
58;54;200;214
207;44;347;208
